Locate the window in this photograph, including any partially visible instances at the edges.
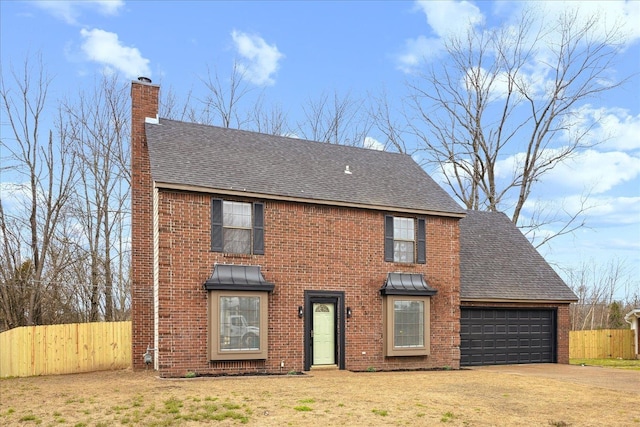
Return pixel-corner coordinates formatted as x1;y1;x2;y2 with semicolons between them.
211;199;264;255
384;216;426;264
208;291;269;360
383;295;431;356
393;217;414;263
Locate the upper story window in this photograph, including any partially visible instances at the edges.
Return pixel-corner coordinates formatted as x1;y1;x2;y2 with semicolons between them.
393;217;415;263
211;199;264;255
384;216;426;264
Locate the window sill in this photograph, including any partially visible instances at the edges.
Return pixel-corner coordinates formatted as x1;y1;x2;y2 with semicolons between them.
386;348;429;357
221;253;255;259
210;354;267;361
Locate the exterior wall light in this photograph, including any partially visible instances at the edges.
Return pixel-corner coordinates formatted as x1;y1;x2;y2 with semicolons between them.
346;307;352;318
298;306;304;318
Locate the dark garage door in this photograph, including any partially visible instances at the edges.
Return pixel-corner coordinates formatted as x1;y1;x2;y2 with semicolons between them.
460;308;556;366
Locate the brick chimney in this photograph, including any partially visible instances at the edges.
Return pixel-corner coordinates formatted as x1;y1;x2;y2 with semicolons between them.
130;77;159;370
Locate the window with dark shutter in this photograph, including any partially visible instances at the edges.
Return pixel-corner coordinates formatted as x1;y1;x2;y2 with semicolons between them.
211;199;223;252
384;215;394;262
253;203;264;255
417;218;426;264
385;215;425;264
211;199;265;255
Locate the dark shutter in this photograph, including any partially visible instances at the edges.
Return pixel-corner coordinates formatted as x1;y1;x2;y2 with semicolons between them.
211;199;223;252
416;218;426;264
384;215;394;262
253;202;264;255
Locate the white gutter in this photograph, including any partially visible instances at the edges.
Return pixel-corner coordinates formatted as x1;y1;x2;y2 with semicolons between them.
624;308;640;359
624;308;640;327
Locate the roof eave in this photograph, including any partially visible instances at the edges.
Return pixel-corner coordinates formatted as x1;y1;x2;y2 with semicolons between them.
154;181;467;218
624;308;640;323
461;297;578;304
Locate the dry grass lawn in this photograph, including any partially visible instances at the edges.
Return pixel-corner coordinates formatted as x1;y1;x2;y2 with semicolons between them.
1;366;639;426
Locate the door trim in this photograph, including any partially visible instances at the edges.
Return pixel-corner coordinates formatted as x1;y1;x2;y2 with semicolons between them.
304;291;345;371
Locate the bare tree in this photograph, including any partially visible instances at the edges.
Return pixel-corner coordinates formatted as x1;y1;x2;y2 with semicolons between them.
199;62;253;128
369;87;410;153
249;94;290;136
62;74;130;321
159;85;199;123
565;258;635;330
0;54;78;327
296;89;372;146
395;8;626;243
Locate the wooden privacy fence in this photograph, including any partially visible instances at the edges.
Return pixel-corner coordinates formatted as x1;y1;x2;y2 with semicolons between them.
569;329;635;359
0;321;131;378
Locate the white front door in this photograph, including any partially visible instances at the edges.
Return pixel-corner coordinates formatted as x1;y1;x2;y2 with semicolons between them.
312;303;335;365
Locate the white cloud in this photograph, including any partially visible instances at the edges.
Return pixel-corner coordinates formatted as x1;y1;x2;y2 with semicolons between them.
396;36;443;73
0;182;31;213
231;30;284;86
34;0;124;25
363;136;384;151
414;0;484;38
582;195;640;226
566;105;640;151
497;148;640;195
397;1;484;73
573;150;640;194
80;28;151;80
526;0;640;46
401;0;638;85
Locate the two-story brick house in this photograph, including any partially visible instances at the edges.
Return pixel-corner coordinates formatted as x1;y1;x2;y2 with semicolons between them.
131;78;576;377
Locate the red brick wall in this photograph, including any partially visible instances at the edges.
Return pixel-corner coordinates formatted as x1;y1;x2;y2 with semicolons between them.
460;301;572;364
154;191;461;377
130;80;159;370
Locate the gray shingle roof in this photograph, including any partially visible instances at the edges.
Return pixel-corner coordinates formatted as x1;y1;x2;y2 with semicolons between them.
460;210;577;302
145;119;465;216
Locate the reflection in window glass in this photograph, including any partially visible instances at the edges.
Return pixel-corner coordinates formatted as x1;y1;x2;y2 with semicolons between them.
223;201;251;227
393;217;415;263
222;201;252;253
393;300;424;348
223;228;251;254
219;296;261;350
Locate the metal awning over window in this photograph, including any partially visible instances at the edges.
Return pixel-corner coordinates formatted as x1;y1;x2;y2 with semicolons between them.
203;264;274;292
380;273;437;296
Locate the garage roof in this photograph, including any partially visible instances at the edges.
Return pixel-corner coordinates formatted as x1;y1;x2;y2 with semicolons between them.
459;210;577;302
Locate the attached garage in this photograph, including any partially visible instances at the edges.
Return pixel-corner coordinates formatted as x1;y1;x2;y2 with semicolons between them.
459;211;577;366
460;307;556;366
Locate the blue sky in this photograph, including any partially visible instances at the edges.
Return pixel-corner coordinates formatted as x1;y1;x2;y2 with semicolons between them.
1;1;639;297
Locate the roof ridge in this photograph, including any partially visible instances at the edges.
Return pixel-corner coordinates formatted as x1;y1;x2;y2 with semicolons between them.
156;117;413;159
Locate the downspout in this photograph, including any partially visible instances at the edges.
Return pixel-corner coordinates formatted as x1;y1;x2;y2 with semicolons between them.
624;309;640;359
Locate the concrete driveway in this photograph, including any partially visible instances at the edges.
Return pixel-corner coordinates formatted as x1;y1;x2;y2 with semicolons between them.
472;363;640;394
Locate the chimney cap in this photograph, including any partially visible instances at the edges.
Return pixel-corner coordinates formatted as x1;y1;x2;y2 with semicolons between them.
137;76;152;83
